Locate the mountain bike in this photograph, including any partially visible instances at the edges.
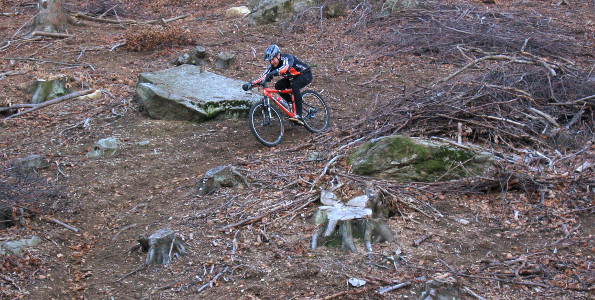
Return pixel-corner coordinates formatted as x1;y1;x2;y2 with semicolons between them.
247;82;330;147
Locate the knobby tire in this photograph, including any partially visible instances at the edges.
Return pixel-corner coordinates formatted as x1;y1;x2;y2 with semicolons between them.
300;91;330;133
248;100;284;147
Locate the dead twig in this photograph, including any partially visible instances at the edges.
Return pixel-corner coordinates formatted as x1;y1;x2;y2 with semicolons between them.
413;233;433;247
316;285;378;300
44;216;79;232
0;274;22;292
378;187;433;219
112;264;146;283
219;204;287;231
378;280;411;295
3;89;94;119
551;224;581;246
112;224;137;241
0;70;28;78
433;53;560;86
464;286;487;300
310;155;343;191
197;266;229;293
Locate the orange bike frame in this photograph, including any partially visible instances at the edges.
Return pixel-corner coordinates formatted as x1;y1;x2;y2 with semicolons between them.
261;87;297;117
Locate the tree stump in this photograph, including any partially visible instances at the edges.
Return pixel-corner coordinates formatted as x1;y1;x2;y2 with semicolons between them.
311;189;394;256
30;0;70;35
132;228;186;266
215;51;235;69
172;46;208;66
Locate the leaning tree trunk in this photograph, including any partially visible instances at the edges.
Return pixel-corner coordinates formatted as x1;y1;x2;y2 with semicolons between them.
30;0;69;35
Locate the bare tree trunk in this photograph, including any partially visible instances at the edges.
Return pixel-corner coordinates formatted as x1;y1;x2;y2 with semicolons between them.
30;0;69;35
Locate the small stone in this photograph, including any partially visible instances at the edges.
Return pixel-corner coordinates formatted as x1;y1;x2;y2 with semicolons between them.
86;138;119;158
348;278;366;287
225;6;250;18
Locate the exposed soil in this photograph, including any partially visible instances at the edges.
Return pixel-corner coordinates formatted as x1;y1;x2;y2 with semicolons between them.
1;0;593;299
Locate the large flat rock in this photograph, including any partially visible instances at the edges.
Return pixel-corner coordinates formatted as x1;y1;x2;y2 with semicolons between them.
136;65;257;122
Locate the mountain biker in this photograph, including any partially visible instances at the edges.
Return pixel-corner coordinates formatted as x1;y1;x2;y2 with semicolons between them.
242;44;312;125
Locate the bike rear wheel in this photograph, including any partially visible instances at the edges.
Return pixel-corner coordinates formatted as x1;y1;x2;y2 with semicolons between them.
301;91;330;133
248;100;284;147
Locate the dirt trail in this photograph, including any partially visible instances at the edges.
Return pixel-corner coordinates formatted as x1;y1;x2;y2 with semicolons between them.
2;0;594;299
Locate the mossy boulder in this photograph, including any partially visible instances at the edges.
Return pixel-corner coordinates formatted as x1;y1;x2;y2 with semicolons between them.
136;65;256;122
249;0;319;24
348;135;495;182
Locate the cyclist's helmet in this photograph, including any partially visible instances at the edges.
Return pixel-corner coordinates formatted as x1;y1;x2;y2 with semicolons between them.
264;44;280;61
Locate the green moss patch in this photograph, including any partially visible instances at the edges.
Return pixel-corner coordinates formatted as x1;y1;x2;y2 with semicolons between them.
348;135;494;182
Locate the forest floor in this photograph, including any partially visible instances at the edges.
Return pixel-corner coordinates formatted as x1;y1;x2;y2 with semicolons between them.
0;0;593;299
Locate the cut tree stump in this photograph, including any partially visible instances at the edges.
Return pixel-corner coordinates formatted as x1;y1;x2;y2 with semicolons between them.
311;189;394;255
30;0;70;35
131;228;186;266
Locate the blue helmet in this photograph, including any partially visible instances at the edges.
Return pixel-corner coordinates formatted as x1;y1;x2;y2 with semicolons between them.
264;44;280;61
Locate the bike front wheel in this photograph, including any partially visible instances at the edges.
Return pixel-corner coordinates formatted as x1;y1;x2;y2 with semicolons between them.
301;91;330;133
248;101;284;147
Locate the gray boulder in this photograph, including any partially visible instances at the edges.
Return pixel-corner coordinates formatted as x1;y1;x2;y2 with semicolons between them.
1;236;43;256
86;138;120;158
348;135;495;182
249;0;295;24
171;46;208;66
136;65;256;122
197;166;249;196
12;155;50;173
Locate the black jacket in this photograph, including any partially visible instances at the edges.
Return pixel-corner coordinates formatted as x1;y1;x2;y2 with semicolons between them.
251;53;311;85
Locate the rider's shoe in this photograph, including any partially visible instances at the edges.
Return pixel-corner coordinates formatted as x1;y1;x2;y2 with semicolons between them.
289;115;304;126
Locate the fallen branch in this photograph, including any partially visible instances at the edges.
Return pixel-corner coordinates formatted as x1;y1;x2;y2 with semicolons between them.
551;224;581;246
268;195;318;225
529;107;560;128
113;264;146;283
310;155;343;191
197;266;229;293
378;280;411;295
31;31;74;38
0;103;35;112
73;12;190;25
433;53;560;86
0;70;29;78
220;203;287;231
316;285;378;300
112;223;137;241
2;57;87;67
464;286;487;300
3;89;94;119
574;94;595;107
378;187;433;219
73;12;137;24
413;233;433;247
45;216;79;232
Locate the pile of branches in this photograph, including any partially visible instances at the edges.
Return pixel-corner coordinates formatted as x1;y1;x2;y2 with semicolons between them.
344;48;594;148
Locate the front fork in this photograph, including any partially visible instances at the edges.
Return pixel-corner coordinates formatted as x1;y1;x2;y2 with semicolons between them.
261;97;272;126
